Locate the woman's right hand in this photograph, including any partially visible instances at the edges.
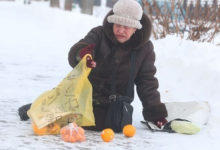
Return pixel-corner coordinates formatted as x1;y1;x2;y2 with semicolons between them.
79;44;96;68
86;56;96;68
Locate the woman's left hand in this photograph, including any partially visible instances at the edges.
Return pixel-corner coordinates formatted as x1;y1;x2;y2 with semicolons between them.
153;118;168;128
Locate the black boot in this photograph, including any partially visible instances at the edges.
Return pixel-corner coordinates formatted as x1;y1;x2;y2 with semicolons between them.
18;103;32;121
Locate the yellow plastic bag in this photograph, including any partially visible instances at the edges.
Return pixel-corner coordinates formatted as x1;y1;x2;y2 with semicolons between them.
27;54;95;130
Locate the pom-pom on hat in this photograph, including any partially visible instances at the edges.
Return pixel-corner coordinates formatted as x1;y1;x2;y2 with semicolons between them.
107;0;143;29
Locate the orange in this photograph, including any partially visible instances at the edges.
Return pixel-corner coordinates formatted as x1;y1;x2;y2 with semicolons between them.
123;124;136;137
69;135;77;143
48;123;61;134
78;127;85;135
32;123;61;135
77;127;86;142
101;128;114;142
32;123;47;135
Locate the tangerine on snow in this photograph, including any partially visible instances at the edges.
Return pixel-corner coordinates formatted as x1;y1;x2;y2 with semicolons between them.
47;123;61;134
32;123;47;135
123;124;136;137
32;123;61;135
101;128;115;142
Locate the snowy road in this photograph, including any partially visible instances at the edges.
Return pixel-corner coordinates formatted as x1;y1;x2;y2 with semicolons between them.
0;1;220;150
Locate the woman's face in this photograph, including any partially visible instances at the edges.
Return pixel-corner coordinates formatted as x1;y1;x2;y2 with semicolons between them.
113;24;137;43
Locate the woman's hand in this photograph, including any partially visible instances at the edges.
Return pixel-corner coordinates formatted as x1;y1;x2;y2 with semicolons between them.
153;118;168;128
86;56;96;68
79;44;96;68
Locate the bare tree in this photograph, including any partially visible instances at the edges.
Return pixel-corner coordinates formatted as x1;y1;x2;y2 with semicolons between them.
183;0;188;10
80;0;94;15
203;1;208;19
50;0;60;8
94;0;101;6
188;1;194;19
194;0;201;20
142;0;219;43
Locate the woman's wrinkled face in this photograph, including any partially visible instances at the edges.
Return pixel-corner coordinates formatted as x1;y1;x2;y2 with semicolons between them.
113;24;137;43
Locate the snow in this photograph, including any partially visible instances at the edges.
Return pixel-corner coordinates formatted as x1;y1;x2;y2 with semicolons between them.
0;1;220;150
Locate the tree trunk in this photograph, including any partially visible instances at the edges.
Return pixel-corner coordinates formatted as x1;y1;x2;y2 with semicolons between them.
94;0;101;6
50;0;60;8
183;0;188;11
80;0;94;15
64;0;73;11
73;0;79;4
106;0;117;8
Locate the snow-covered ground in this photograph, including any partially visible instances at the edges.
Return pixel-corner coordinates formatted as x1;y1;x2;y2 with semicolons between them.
0;1;220;150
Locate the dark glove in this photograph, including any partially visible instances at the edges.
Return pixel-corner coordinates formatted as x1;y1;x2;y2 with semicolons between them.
18;103;32;121
153;118;168;128
79;44;96;68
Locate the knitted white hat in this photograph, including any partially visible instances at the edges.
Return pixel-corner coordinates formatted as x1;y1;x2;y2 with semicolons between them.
107;0;143;29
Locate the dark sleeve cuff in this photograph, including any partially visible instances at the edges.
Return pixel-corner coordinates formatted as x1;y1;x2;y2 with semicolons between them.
68;42;89;68
142;103;168;121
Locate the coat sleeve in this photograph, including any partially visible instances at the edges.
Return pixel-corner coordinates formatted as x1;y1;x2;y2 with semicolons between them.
68;26;102;68
135;41;168;121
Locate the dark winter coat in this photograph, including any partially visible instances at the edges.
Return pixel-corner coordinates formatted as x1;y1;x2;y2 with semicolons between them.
68;11;167;130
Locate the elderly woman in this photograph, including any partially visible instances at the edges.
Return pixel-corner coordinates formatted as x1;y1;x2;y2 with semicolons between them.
18;0;168;132
68;0;168;132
